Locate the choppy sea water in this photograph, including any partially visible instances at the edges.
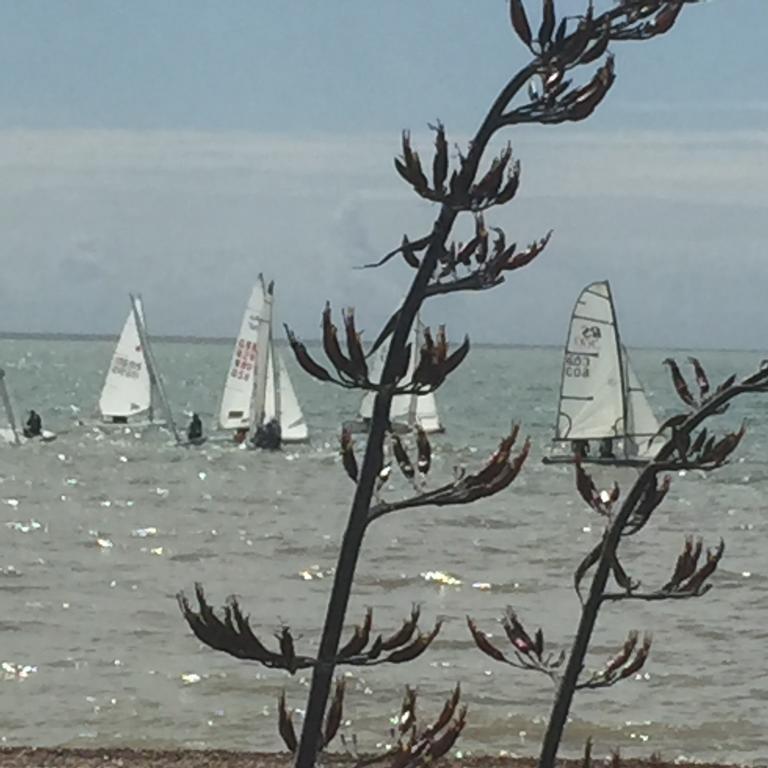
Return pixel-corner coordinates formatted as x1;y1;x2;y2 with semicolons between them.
0;339;767;765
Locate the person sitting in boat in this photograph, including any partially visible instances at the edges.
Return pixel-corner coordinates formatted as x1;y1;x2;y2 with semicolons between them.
599;437;615;459
24;409;42;438
234;427;248;445
251;417;282;450
187;413;203;442
571;439;589;458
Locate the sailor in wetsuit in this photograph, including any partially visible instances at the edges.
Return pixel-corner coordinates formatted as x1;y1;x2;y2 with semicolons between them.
187;413;203;442
23;410;42;438
251;417;282;450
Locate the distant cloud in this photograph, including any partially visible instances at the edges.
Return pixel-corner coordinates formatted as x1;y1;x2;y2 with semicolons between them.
0;128;765;350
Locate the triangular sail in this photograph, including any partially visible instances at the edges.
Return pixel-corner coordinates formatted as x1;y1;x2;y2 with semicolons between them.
99;302;152;419
0;368;21;445
249;282;274;431
131;294;181;443
219;278;268;430
277;351;309;442
623;349;663;459
263;344;277;423
555;281;625;441
359;316;442;434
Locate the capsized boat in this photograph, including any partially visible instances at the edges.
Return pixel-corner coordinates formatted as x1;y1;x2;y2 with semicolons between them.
97;294;181;442
346;315;443;436
542;280;664;467
217;276;308;445
0;368;57;445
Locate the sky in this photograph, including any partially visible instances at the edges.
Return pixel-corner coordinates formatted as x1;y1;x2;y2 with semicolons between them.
0;0;765;349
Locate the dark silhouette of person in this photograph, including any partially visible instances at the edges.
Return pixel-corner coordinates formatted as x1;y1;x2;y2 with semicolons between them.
24;410;42;438
251;417;282;450
187;413;203;442
599;437;615;459
571;439;589;458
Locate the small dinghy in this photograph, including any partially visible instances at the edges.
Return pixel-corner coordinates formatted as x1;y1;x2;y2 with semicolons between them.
216;276;308;449
543;280;664;467
0;368;57;445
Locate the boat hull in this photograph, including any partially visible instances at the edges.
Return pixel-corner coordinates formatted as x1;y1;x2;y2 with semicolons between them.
342;418;444;436
542;454;649;468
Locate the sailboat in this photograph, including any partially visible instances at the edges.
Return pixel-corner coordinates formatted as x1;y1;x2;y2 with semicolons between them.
217;276;308;444
542;280;663;467
97;295;182;443
0;368;57;445
348;316;444;436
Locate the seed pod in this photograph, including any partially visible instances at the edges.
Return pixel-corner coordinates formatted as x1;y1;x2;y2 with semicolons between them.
337;607;373;659
422;683;461;740
343;308;368;382
416;425;432;474
399;686;417;734
619;635;652;679
579;19;610;64
400;234;420;268
322;678;345;747
503;230;552;271
277;626;297;672
427;706;467;760
604;630;639;675
227;597;285;665
652;2;683;34
278;691;297;752
467;616;506;662
663;358;696;407
391;433;415;480
439;335;471;379
381;604;420;651
432;121;448;195
340;428;358;483
284;325;333;382
323;302;357;381
509;0;533;46
496;160;521;205
538;0;555;48
385;620;442;663
687;356;710;398
682;539;725;593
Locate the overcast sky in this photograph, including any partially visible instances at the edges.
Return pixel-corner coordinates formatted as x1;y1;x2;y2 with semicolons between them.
0;1;765;349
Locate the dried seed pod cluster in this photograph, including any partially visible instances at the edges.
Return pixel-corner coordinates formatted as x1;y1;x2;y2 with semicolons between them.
386;684;467;768
467;609;565;679
662;357;734;412
368;426;531;523
178;586;442;671
660;536;725;597
278;678;345;753
395;128;523;213
578;630;653;689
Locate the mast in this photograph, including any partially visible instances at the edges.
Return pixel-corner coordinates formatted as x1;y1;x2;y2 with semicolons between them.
604;281;630;460
250;280;274;431
406;317;421;428
130;294;181;444
0;369;20;445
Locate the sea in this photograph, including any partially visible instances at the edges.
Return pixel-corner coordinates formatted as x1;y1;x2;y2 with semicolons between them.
0;338;766;765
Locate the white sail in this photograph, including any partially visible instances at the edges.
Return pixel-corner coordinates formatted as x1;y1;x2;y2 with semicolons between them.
623;350;663;459
0;368;21;445
555;281;624;441
277;351;309;442
358;317;442;434
263;343;277;424
219;278;268;430
99;301;152;420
